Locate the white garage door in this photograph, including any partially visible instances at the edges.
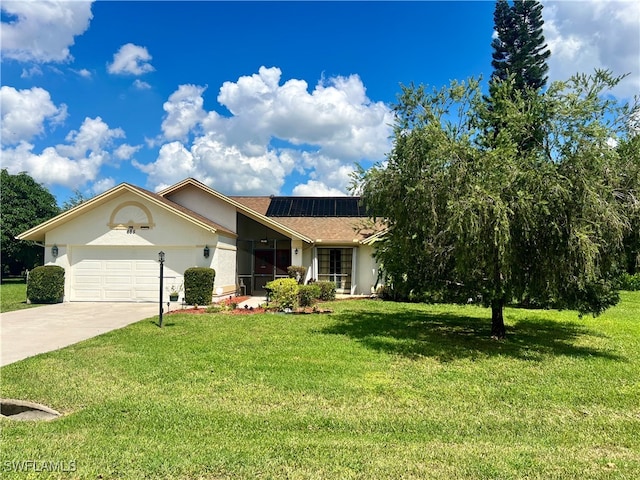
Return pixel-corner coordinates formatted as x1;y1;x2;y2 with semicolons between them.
71;247;195;302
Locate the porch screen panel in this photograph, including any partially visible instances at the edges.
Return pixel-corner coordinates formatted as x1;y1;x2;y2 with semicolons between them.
237;240;252;275
275;239;291;276
237;240;252;295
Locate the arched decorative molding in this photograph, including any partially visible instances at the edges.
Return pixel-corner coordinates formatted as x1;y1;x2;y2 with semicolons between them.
108;201;155;230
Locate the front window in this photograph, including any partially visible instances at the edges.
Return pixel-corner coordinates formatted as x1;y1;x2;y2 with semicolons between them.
317;248;352;293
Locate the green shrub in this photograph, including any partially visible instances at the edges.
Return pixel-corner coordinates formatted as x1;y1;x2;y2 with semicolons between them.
298;284;321;307
618;272;640;291
287;265;307;284
266;278;299;310
205;303;227;313
316;281;336;301
27;265;65;304
376;285;395;300
184;267;215;305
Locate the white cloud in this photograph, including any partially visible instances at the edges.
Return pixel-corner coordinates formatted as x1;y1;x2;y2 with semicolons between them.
0;86;68;145
20;65;42;78
133;141;198;191
543;0;640;98
114;143;142;160
191;136;296;195
57;117;124;159
138;67;393;195
135;138;295;195
107;43;154;76
160;84;207;141
292;180;348;197
300;152;358;193
2;141;99;187
217;66;392;160
1;0;94;63
133;79;151;90
91;177;116;195
74;68;92;79
1;117;128;188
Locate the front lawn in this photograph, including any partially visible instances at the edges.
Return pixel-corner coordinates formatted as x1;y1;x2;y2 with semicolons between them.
1;293;639;479
0;278;40;312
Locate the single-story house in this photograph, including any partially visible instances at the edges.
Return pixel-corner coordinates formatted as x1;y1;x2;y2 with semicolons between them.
17;178;383;302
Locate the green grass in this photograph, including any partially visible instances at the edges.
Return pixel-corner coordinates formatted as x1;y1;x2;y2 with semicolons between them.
0;278;41;312
1;293;639;479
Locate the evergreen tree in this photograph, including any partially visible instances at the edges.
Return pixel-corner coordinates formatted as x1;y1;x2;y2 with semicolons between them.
488;0;551;152
491;0;551;92
0;170;60;277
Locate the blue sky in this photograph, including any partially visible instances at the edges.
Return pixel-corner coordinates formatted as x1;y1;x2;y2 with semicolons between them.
2;1;639;206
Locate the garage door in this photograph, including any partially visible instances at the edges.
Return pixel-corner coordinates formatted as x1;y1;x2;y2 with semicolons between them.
71;247;195;302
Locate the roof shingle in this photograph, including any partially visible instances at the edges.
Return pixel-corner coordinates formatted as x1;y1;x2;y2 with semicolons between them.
231;196;383;243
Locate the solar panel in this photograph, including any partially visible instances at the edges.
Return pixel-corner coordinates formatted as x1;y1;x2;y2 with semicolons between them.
265;197;368;217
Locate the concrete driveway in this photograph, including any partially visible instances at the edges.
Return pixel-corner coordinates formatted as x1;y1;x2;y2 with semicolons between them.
1;302;158;366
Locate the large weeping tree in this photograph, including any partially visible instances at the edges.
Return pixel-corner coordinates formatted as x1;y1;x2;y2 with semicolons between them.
617;133;640;274
356;71;638;338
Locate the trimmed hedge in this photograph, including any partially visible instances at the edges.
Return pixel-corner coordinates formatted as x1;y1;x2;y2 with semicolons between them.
27;265;65;304
184;267;215;306
266;278;299;310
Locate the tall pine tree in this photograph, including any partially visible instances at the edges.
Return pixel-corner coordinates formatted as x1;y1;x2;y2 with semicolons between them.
487;0;551;152
491;0;550;92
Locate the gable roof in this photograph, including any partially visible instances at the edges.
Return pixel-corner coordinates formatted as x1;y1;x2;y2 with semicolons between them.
231;196;383;244
17;183;236;242
158;178;314;243
18;177;384;245
229;196;271;216
264;217;374;243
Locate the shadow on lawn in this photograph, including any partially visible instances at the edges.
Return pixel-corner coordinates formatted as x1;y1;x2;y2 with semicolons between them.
321;307;623;362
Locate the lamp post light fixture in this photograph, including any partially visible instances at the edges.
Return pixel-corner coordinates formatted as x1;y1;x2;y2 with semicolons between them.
158;251;165;327
51;244;59;258
203;245;210;258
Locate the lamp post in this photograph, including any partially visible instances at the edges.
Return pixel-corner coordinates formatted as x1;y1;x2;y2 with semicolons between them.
158;251;165;327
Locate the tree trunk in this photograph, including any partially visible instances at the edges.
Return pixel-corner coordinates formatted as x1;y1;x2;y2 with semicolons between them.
491;298;506;339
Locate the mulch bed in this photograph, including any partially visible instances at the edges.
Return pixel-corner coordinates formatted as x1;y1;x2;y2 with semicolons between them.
167;295;333;315
168;296;270;315
220;295;251;305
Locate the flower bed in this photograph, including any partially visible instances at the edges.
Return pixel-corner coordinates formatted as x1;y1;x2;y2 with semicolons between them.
166;295;333;315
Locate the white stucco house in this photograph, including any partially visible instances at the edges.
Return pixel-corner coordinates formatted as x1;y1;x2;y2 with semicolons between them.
17;178;383;302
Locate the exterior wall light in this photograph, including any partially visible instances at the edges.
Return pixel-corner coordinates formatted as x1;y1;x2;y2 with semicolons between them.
203;245;210;258
294;248;299;255
51;245;59;258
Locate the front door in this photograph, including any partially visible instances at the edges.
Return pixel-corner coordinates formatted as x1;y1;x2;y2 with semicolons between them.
254;249;275;293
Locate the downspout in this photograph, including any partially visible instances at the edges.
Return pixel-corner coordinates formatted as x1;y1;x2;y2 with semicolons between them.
351;246;357;295
311;245;318;283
